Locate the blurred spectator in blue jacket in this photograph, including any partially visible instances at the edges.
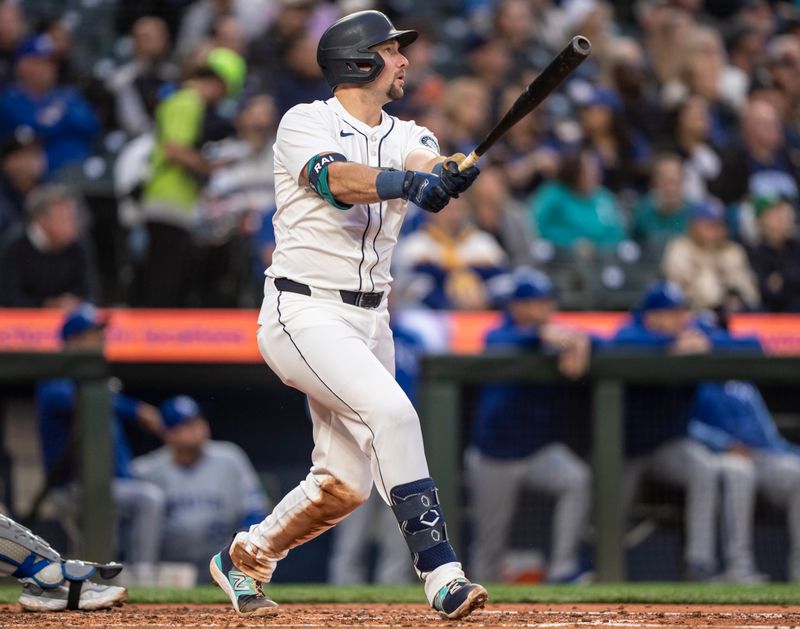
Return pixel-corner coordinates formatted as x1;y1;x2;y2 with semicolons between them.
690;380;800;581
529;147;626;253
612;281;764;582
467;268;592;584
0;184;99;308
36;304;166;584
747;194;800;312
632;153;692;255
0;132;46;237
393;194;508;310
0;34;99;176
662;198;760;312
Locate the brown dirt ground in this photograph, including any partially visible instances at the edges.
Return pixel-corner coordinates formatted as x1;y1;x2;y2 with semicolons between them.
2;603;800;628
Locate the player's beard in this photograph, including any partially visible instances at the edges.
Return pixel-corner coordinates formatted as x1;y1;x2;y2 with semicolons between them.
387;83;404;101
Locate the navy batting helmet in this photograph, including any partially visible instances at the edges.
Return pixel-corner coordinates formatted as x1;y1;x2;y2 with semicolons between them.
316;10;417;90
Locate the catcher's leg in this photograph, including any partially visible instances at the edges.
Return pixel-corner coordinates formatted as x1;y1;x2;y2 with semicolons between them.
0;514;126;611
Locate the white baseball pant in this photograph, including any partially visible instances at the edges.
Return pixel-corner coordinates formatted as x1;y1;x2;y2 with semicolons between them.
233;280;464;601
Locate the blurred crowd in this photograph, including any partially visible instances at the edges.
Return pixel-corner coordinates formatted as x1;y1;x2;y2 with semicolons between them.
0;0;798;312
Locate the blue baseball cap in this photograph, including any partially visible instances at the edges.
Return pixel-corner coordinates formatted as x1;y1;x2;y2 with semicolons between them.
16;34;56;61
638;281;687;312
61;303;107;341
690;198;725;222
510;268;554;301
160;395;202;430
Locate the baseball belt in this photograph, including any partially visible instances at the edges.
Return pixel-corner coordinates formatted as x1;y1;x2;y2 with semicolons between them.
274;278;383;309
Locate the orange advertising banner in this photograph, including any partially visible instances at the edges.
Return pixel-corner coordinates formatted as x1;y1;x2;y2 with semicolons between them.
0;309;797;362
0;309;262;363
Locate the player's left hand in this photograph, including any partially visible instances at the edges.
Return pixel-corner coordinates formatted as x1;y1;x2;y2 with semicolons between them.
434;156;480;198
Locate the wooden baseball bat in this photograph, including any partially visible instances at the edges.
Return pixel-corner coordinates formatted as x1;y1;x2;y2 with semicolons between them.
459;35;592;171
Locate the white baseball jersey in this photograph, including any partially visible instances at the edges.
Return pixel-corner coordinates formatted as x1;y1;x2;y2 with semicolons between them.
267;96;440;294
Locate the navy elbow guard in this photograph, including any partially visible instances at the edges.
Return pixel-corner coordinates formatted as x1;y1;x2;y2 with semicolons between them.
307;153;353;210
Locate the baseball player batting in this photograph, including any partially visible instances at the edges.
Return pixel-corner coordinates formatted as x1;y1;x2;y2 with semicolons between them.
210;10;486;620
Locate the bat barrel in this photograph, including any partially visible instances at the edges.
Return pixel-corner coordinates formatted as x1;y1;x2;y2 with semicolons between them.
462;35;593;170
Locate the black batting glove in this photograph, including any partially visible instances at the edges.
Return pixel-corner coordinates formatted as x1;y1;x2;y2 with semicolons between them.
434;159;481;198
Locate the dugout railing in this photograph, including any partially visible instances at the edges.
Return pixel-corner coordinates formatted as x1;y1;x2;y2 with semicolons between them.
0;350;113;563
419;352;800;583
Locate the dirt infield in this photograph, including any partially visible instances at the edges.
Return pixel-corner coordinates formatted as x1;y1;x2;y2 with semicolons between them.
2;602;800;628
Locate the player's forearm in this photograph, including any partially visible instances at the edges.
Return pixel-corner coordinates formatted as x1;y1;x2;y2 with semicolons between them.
325;162;384;204
307;158;450;213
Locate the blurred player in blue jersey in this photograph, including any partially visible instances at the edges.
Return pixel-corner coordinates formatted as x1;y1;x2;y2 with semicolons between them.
611;282;764;582
36;303;166;584
467;268;593;583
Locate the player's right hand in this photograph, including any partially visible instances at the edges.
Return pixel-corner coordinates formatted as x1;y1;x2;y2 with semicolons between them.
402;171;450;213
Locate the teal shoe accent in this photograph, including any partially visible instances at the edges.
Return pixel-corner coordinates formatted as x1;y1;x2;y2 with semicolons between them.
210;548;277;616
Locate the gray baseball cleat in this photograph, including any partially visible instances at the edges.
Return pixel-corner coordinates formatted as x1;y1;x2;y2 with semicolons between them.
432;577;488;619
210;545;278;616
18;579;127;612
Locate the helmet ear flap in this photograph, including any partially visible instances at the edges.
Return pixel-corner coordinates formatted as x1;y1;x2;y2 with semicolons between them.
321;49;385;90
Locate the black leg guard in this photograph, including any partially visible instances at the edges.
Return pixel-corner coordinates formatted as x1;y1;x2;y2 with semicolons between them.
390;478;457;573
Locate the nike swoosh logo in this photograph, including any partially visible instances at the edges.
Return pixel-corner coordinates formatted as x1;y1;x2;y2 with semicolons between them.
340;131;354;137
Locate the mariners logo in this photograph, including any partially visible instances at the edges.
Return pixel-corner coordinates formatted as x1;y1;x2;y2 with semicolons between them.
420;135;439;152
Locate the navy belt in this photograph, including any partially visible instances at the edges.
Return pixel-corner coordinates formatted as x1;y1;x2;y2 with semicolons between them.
274;278;383;309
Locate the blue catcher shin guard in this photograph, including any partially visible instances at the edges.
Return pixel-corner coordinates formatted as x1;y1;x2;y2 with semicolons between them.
390;478;456;573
